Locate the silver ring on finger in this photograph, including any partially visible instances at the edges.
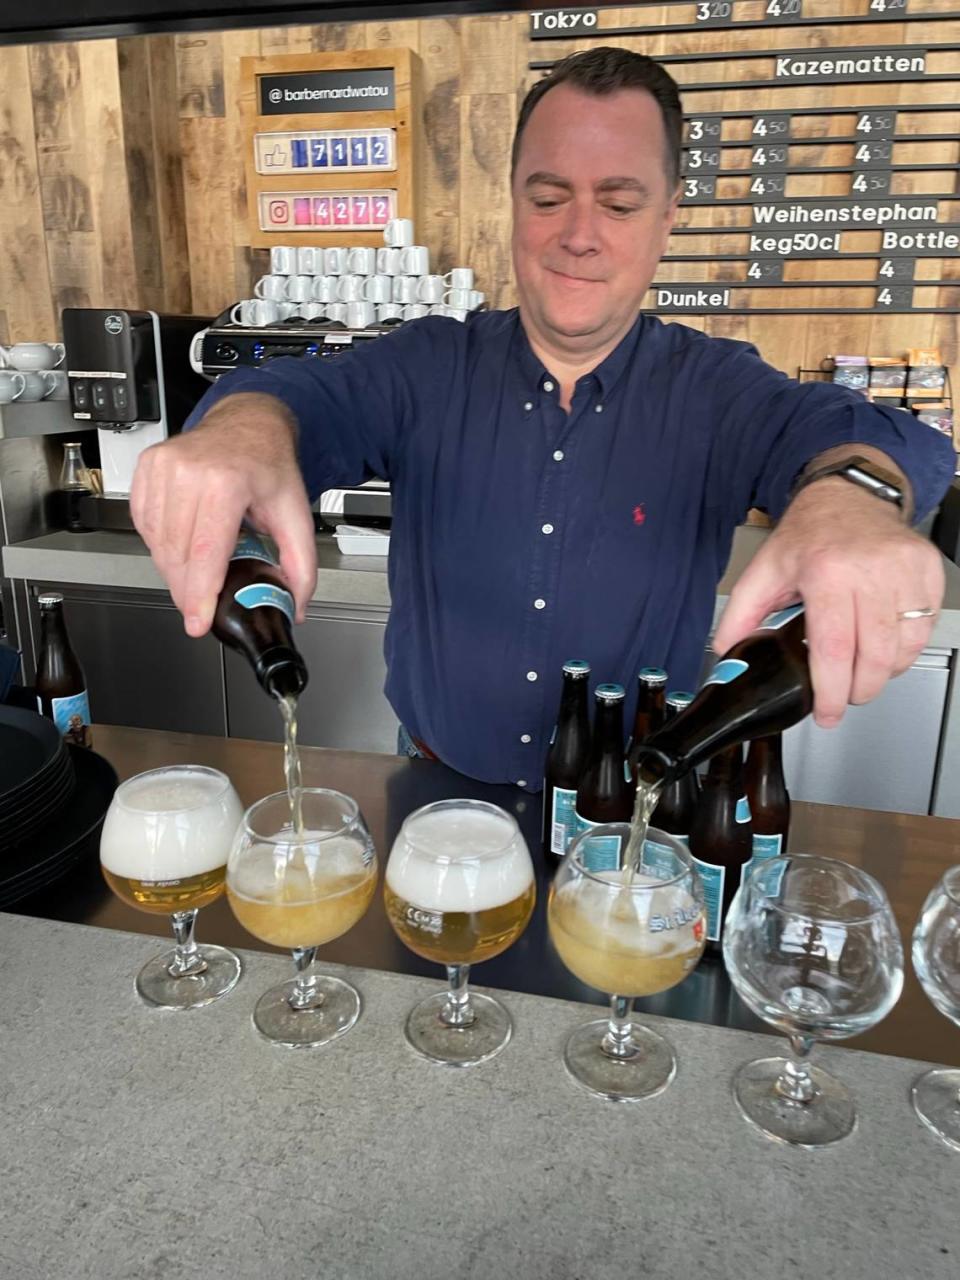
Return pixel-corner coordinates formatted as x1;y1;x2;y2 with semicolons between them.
897;607;936;620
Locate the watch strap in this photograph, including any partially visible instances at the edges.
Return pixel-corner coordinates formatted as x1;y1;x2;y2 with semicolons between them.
791;454;906;511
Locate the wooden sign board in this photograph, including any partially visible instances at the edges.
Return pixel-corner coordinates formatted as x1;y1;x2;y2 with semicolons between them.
240;48;421;248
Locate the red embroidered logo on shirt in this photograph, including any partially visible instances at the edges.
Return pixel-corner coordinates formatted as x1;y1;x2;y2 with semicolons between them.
632;504;646;526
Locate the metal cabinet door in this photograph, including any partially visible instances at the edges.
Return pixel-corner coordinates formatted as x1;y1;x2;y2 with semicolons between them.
782;650;950;815
225;603;399;755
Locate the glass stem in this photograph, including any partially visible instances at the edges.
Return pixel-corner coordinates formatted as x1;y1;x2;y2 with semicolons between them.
601;995;638;1059
775;1033;818;1105
440;964;476;1028
167;910;207;977
288;947;322;1010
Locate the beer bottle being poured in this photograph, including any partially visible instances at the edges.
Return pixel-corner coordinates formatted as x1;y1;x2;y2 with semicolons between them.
212;531;308;701
633;605;810;789
542;660;591;862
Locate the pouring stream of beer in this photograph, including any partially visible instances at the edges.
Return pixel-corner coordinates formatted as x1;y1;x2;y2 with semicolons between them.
279;693;305;841
622;777;662;886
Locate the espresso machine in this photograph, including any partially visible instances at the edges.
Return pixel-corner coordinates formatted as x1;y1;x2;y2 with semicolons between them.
61;309;210;525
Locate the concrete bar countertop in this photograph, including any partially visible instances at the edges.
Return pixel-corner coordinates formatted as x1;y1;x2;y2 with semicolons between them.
6;524;960;647
0;911;956;1280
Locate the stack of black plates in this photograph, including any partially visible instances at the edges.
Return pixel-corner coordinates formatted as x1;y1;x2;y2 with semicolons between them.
0;706;117;909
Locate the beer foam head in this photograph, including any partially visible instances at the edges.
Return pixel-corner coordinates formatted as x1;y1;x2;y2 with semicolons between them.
229;834;372;904
100;767;243;880
386;805;532;912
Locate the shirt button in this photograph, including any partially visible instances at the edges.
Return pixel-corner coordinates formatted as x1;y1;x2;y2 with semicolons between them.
595;403;604;413
526;671;538;682
534;598;546;610
521;734;532;744
523;401;533;412
541;523;554;535
517;780;527;788
553;450;564;461
543;380;555;393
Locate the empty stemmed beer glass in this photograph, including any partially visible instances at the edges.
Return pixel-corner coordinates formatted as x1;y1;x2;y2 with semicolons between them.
99;765;244;1009
549;824;706;1100
910;865;960;1152
724;854;904;1147
384;799;536;1066
226;789;377;1047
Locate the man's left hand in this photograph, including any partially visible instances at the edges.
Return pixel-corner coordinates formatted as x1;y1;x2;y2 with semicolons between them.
713;476;945;728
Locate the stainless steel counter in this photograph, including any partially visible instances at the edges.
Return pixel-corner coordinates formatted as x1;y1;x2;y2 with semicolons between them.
0;910;956;1280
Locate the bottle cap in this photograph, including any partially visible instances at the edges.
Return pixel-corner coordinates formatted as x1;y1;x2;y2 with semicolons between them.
666;690;695;710
638;667;667;685
595;683;625;703
562;660;590;677
38;593;65;608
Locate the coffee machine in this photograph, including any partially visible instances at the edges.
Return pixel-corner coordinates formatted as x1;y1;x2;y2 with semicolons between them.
61;309;210;521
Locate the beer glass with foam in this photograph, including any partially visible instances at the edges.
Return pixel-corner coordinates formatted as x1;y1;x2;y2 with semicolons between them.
384;799;535;1066
548;824;706;1100
99;766;244;1009
226;789;377;1048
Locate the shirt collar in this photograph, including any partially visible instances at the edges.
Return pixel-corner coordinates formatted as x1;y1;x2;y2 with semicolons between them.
512;310;648;400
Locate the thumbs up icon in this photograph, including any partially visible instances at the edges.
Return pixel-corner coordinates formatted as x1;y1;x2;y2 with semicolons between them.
264;144;285;168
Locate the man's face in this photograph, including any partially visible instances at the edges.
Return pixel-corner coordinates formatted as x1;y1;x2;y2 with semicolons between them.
511;84;679;353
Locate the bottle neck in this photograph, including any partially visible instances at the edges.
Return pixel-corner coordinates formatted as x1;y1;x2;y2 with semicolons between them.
591;702;625;763
706;744;744;788
39;607;68;646
558;676;589;719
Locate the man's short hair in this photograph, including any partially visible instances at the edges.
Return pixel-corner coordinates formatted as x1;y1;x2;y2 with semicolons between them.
511;47;683;188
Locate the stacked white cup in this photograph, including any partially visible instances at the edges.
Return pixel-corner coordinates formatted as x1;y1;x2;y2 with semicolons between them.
240;224;485;328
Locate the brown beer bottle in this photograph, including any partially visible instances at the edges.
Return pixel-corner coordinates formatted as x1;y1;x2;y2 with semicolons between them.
212;531;308;700
35;592;92;747
626;667;667;775
575;684;633;830
542;660;591;861
744;734;791;862
689;743;753;949
651;691;700;842
634;605;810;789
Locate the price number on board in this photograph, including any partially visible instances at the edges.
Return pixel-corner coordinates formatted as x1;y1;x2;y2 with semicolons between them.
751;145;788;170
696;0;733;23
684;147;722;172
683;176;718;202
764;0;802;18
875;285;912;309
752;115;791;140
868;0;908;15
851;171;892;196
746;260;784;282
854;140;893;167
687;117;723;142
749;173;787;198
878;258;915;280
855;111;897;137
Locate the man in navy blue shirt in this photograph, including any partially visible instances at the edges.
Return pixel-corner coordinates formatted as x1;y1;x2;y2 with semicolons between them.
132;48;954;789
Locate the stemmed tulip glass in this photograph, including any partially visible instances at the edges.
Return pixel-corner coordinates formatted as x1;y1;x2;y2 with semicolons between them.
910;865;960;1152
99;765;244;1009
724;854;904;1148
226;789;378;1047
548;824;706;1101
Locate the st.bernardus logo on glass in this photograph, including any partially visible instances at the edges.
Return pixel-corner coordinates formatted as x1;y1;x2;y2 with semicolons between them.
259;69;395;116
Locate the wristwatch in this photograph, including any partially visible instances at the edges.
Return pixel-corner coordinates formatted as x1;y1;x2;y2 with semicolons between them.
790;455;907;513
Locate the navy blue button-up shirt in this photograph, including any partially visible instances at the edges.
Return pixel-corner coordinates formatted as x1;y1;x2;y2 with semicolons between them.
188;310;954;788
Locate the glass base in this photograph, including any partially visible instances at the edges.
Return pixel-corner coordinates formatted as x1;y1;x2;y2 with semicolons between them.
404;991;512;1067
733;1056;856;1148
136;944;242;1010
562;1018;676;1101
911;1068;960;1153
253;975;361;1048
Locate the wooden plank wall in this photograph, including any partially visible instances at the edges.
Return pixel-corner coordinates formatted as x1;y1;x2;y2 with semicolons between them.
0;6;956;385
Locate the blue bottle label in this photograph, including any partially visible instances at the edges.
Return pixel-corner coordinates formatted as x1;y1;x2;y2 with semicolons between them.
759;604;804;630
232;531;278;566
642;838;682;879
752;832;783;860
549;786;579;856
234;583;295;624
50;689;91;746
692;856;725;942
573;813;622;872
705;658;749;687
736;795;752;824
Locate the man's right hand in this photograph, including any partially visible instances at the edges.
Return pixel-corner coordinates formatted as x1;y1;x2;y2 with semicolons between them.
130;393;317;637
